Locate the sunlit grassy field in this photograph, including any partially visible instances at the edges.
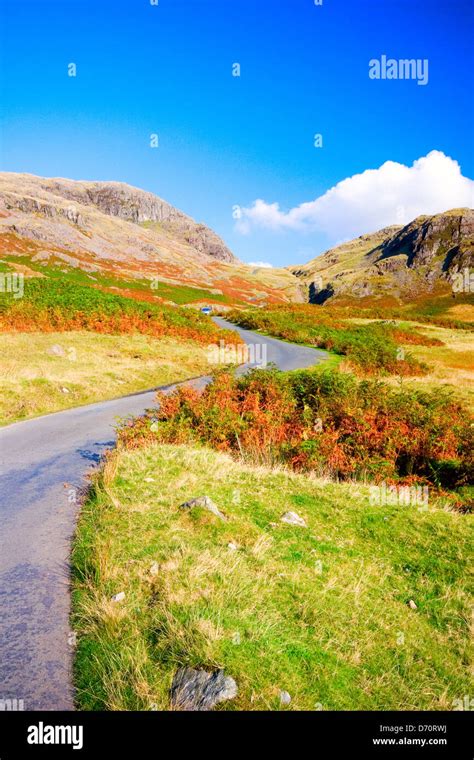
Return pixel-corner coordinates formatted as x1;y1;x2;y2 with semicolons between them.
72;443;473;711
0;332;230;426
393;323;474;410
348;320;474;411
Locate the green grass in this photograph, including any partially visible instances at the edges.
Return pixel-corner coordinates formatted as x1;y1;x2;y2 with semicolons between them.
0;276;174;317
0;277;237;343
403;294;474;329
72;443;473;711
338;293;474;331
0;253;233;305
152;281;232;305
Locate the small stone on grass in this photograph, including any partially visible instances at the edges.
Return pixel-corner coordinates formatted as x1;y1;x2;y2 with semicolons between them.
281;511;307;528
180;496;226;521
280;690;291;705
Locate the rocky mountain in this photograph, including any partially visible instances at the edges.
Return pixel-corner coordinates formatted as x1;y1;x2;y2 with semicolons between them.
291;209;474;304
0;173;235;261
0;173;303;306
1;173;471;309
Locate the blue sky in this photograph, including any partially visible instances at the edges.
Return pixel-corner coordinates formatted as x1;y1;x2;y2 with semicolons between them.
1;0;473;266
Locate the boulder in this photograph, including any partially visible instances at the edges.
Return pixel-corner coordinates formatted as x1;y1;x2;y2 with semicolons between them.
49;344;66;356
170;667;237;711
179;496;226;521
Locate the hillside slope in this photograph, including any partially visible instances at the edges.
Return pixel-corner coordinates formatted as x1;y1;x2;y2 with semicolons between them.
1;173;472;308
291;209;474;304
0;173;303;306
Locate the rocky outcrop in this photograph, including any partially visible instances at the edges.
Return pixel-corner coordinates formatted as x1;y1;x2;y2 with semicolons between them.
44;180;237;262
4;193;84;227
373;211;474;270
309;282;335;304
292;209;474;303
0;173;236;263
179;495;227;521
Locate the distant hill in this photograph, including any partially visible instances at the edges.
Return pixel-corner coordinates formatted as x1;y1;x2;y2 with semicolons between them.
0;173;303;306
1;173;472;308
291;209;474;304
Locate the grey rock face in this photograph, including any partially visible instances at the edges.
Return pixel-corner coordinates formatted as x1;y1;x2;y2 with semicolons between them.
291;210;474;303
170;667;238;711
4;192;83;226
309;281;335;304
373;211;474;276
179;495;227;520
43;179;236;262
1;174;236;263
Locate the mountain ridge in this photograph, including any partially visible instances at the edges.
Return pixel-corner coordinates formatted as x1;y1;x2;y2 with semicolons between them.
0;172;303;306
291;208;474;304
1;172;472;307
1;172;237;263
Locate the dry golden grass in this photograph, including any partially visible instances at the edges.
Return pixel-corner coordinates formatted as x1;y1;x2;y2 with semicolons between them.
389;323;474;410
0;331;233;425
445;304;474;323
347;318;474;410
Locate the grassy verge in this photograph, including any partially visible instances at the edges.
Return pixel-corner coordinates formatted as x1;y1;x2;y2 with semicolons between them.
72;443;472;711
0;332;232;426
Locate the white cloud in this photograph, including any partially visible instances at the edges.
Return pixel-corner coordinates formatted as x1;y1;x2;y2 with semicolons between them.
235;151;474;241
247;260;273;268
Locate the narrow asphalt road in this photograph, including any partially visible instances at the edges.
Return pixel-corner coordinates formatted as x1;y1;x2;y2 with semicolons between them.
0;319;328;710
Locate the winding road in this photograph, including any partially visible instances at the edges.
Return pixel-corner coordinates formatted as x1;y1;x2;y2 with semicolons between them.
0;319;328;710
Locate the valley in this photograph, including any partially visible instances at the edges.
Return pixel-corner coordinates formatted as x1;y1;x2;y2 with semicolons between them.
0;171;472;713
